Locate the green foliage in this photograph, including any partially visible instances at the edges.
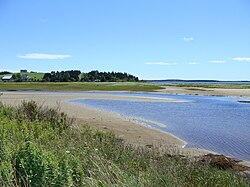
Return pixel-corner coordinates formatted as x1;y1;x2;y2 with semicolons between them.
42;70;139;82
42;70;81;82
12;73;22;82
25;72;45;81
81;70;139;82
13;142;46;186
0;71;12;75
0;72;45;82
0;101;248;186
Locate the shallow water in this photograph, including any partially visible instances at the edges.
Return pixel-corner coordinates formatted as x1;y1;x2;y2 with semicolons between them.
71;92;250;161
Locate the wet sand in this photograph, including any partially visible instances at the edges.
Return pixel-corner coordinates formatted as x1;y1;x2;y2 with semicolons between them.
158;86;250;98
0;92;186;148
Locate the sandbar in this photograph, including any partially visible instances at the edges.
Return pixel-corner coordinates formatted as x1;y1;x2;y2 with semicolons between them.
158;85;250;98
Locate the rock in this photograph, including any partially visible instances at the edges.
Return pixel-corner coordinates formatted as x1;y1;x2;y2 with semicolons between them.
210;156;233;169
196;154;249;172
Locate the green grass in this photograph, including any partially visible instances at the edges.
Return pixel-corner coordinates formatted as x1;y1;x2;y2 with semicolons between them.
0;101;249;186
0;72;45;81
0;82;163;92
22;72;45;80
171;83;250;89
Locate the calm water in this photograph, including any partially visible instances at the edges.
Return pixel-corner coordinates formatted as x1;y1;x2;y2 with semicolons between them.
71;92;250;161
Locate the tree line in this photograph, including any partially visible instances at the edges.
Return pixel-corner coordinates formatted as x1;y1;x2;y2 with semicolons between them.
0;71;12;75
42;70;81;82
1;70;139;82
81;70;139;82
42;70;139;82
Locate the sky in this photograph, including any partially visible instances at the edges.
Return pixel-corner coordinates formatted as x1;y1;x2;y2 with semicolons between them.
0;0;250;80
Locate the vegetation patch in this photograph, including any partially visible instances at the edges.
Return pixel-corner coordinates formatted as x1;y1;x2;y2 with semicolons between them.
185;88;209;91
0;82;163;92
0;70;139;82
0;72;44;82
0;101;249;186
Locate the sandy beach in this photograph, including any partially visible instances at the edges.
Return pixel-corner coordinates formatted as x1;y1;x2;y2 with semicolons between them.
0;91;216;157
0;92;185;145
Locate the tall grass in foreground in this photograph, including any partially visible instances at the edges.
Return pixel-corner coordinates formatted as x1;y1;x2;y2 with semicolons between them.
0;101;249;186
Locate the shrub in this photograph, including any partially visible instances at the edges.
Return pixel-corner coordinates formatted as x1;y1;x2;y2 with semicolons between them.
13;141;46;186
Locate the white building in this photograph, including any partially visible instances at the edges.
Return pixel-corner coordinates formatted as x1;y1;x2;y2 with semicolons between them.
1;75;13;81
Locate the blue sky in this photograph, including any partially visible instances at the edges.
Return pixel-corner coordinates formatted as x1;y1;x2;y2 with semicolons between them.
0;0;250;80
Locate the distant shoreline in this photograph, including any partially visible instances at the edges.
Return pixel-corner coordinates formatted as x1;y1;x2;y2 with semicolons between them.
156;85;250;98
148;79;250;83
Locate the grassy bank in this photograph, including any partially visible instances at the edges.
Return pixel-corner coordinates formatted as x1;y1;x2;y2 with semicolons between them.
0;82;163;92
173;84;250;89
0;101;249;186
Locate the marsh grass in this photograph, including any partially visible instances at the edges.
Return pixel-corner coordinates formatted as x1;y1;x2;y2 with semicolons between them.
0;82;163;92
185;88;208;91
0;101;249;186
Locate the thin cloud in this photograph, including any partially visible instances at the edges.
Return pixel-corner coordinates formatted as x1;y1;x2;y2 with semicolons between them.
182;37;194;42
40;18;48;23
188;62;198;65
209;60;226;63
18;53;72;60
145;62;177;65
231;57;250;62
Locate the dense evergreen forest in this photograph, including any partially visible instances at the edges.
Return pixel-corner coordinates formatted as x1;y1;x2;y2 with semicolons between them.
0;71;12;75
81;70;139;82
42;70;81;82
42;70;139;82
